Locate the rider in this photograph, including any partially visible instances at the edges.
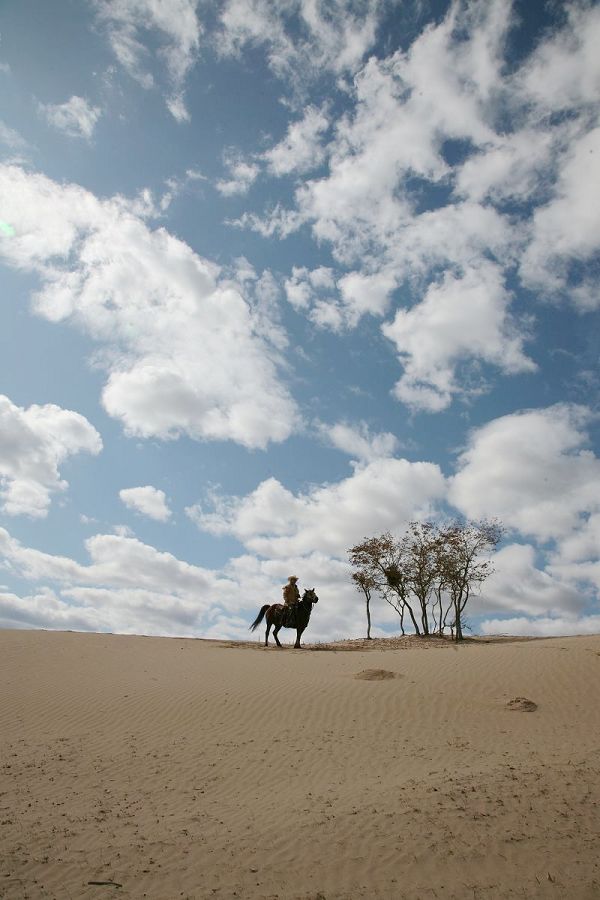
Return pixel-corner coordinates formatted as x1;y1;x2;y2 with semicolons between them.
282;575;301;622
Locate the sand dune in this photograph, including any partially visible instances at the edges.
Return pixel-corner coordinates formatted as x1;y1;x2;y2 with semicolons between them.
1;629;600;899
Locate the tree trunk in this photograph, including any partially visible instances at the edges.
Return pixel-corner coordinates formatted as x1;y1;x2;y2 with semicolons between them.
454;598;464;641
405;600;421;636
366;596;372;639
420;601;430;636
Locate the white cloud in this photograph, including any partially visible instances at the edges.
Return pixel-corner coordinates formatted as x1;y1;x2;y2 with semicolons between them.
92;0;202;120
231;203;303;239
284;268;313;311
552;513;600;566
156;167;208;213
454;127;559;204
217;0;381;87
284;266;396;332
2;397;600;639
516;3;600;114
520;126;600;308
337;269;396;323
0;526;212;595
0;119;30;152
264;104;329;176
449;404;600;542
119;485;172;521
113;524;135;537
216;149;260;196
383;262;536;412
0;394;102;518
480;614;600;638
235;0;600;415
0;525;230;636
474;543;584;618
271;0;511;260
546;512;600;596
0;525;367;641
284;265;355;331
187;455;446;558
40;95;102;140
0;164;298;449
284;265;335;309
0;586;106;632
317;420;399;463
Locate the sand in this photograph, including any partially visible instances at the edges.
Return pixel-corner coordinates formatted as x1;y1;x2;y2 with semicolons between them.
1;630;600;899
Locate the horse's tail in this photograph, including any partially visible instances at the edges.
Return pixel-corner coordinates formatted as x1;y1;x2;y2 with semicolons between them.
250;604;270;632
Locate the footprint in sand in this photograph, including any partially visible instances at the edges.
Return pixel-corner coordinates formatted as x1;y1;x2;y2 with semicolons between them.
354;669;399;681
506;696;538;712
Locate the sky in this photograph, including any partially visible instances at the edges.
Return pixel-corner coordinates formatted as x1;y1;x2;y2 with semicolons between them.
0;0;599;642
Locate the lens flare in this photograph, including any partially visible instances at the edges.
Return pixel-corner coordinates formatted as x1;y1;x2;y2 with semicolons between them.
0;221;15;237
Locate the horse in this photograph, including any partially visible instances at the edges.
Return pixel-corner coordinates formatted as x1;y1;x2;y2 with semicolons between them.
249;588;319;648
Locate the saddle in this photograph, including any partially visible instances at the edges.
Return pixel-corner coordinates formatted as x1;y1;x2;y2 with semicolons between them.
283;604;298;628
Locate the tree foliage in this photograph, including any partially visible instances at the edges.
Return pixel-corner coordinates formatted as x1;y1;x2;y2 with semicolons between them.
348;520;502;642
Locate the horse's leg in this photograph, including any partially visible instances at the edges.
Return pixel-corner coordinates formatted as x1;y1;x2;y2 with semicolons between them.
294;626;304;649
265;615;272;647
273;624;283;647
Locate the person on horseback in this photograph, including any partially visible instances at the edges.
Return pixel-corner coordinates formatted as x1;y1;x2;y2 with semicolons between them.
282;575;300;625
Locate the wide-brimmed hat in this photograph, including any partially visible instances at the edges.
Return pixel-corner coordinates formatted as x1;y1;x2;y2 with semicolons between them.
288;575;298;582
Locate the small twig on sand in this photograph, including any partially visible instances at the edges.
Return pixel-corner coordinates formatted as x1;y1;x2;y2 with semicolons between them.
87;881;123;888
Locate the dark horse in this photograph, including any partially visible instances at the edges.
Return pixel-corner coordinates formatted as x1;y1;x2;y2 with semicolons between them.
250;588;319;648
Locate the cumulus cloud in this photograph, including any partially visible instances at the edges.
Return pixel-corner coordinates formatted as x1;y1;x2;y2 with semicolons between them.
216;148;260;196
516;2;600;114
546;512;600;596
0;525;374;641
237;0;600;410
238;0;598;293
284;266;396;331
316;420;399;462
0;586;106;633
92;0;202;120
40;95;102;140
0;119;30;153
119;485;172;521
383;263;536;412
285;265;335;304
264;104;329;176
217;0;381;88
0;527;214;598
454;127;559;204
2;401;599;639
186;456;446;558
449;404;600;542
284;265;353;330
473;543;584;619
0;394;102;518
256;0;511;256
0;164;298;449
520;127;600;309
337;269;397;324
480;614;600;638
0;525;240;636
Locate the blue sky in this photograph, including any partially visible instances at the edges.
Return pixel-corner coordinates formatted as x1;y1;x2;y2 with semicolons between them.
1;0;599;640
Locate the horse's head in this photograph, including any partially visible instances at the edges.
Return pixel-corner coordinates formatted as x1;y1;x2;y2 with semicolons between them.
302;588;319;604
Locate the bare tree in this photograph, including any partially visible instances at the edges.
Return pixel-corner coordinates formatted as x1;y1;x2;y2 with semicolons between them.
437;520;503;641
404;522;440;637
351;571;376;639
349;532;421;636
349;520;503;641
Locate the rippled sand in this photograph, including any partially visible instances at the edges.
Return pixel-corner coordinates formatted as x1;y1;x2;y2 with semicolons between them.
2;629;600;898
